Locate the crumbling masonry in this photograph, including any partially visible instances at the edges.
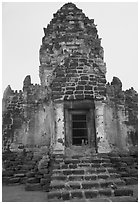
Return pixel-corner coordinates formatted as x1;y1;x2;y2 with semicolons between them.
3;3;138;154
2;3;138;200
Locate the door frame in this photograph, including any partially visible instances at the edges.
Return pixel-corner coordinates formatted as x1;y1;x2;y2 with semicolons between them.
64;100;97;149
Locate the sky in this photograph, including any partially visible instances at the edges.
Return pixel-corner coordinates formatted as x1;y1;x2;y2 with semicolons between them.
2;2;138;93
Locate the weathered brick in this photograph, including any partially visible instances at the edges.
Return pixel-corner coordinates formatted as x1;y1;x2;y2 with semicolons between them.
78;80;87;85
69;175;83;181
99;189;112;197
61;192;70;200
71;190;83;199
27;177;40;184
91;163;100;168
63;170;73;175
52;175;67;181
48;191;62;199
69;164;77;169
84;95;93;99
114;188;133;196
82;181;99;189
98;174;109;179
100;181;112;188
66;87;75;91
84;190;98;198
81;76;88;80
96;168;106;173
75;90;83;94
69;183;81;189
85;85;92;90
72;169;84;175
65;159;79;164
123;177;138;185
84;175;97;180
76;85;84;90
75;95;84;100
51;183;65;190
9;177;20;183
65;90;73;95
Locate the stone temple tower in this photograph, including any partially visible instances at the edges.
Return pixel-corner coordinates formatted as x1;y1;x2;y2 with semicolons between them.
2;3;138;155
39;3;108;154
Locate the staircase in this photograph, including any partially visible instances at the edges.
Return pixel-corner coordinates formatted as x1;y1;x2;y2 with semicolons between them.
48;153;138;202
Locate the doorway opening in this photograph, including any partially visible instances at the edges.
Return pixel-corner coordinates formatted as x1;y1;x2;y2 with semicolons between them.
72;113;88;146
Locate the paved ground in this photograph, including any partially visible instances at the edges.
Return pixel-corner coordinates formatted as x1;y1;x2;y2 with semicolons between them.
2;184;138;202
2;185;48;202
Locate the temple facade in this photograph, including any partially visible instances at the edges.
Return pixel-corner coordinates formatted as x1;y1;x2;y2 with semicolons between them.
2;3;138;155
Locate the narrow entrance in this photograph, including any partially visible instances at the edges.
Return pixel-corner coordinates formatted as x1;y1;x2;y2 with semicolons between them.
72;114;88;145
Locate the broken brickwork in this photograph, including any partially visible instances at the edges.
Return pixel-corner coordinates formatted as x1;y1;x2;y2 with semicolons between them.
2;3;138;153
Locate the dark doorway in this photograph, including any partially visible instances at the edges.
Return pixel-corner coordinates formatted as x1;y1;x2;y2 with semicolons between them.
64;100;96;149
72;114;88;145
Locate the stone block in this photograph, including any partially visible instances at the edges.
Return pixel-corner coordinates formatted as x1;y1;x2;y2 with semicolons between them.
81;76;88;80
84;175;97;181
69;183;81;189
40;178;49;185
82;181;99;189
51;183;65;190
96;168;106;173
69;175;83;181
114;188;133;196
110;196;137;202
69;164;77;169
99;189;112;197
85;85;92;90
72;169;84;175
14;173;25;177
61;191;70;201
63;170;73;175
84;91;93;94
91;163;100;168
84;95;93;99
26;172;36;178
27;177;40;184
84;190;98;198
123;177;138;185
98;174;109;179
86;169;96;174
75;90;83;94
75;95;84;100
71;190;83;199
9;177;20;183
66;87;75;91
65;90;73;95
100;181;112;188
52;175;67;181
107;168;117;173
76;85;84;90
109;173;120;178
78;80;87;85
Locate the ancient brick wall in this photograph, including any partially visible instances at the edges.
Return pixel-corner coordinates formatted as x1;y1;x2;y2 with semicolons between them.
39;3;106;102
106;77;138;151
2;3;138;153
2;75;55;151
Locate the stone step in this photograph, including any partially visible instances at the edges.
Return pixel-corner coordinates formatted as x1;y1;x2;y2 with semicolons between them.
51;172;121;182
53;162;113;169
50;178;126;191
52;166;119;175
48;187;133;201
